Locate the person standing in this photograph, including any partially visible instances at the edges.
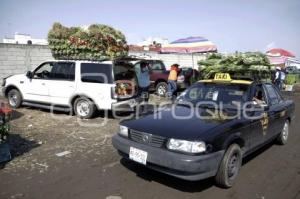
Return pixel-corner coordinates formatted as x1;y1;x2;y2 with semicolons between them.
280;67;286;90
274;66;283;90
168;64;180;100
135;62;150;102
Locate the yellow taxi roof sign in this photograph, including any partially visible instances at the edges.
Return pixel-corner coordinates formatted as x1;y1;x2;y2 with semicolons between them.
199;73;253;85
214;73;232;81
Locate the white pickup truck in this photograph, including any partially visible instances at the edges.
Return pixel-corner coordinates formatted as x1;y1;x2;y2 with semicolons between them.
2;59;140;118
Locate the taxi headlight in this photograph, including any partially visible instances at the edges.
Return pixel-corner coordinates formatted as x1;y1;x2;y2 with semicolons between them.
119;125;128;137
167;138;206;153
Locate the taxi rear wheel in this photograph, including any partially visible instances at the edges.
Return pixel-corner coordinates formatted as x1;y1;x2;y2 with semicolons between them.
215;144;242;188
277;120;289;145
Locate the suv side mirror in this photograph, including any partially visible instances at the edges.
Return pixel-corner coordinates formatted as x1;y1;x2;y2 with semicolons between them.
26;71;33;79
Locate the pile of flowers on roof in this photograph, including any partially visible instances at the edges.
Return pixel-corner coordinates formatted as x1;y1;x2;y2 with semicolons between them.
48;23;128;60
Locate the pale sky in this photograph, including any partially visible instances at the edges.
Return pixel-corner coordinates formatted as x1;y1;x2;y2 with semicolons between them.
0;0;299;57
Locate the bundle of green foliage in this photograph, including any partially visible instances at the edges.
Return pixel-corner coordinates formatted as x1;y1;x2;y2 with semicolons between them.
48;23;128;60
0;115;10;144
0;122;9;144
0;102;12;143
285;74;300;85
198;52;271;79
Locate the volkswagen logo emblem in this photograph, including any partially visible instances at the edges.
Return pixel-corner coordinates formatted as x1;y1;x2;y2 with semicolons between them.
142;134;151;143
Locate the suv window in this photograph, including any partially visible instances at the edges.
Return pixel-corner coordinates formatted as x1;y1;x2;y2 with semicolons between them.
149;61;165;71
33;62;54;79
265;84;280;105
33;62;75;81
81;63;113;84
51;62;75;81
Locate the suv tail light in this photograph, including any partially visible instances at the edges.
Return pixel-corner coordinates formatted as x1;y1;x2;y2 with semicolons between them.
111;86;118;99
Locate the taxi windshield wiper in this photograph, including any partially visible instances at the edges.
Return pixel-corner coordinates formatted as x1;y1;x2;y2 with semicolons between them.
175;102;194;108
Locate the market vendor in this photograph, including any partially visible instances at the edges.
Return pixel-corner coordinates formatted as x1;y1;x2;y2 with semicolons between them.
167;64;180;100
135;62;150;102
275;66;286;90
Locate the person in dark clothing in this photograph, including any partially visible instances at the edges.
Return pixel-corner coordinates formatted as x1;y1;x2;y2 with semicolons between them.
274;66;282;90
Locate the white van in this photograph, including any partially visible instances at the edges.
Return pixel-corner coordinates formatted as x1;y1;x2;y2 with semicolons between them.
2;59;140;118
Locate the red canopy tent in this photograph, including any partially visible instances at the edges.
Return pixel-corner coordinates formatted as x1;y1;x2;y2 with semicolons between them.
266;48;296;66
267;48;295;58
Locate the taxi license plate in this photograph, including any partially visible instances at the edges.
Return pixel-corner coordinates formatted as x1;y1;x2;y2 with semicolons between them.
129;147;148;165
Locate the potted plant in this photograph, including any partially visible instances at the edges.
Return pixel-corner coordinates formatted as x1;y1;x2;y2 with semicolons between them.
0;101;12;163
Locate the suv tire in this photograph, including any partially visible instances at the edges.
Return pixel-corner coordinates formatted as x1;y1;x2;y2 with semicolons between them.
156;82;168;97
74;97;96;119
7;89;22;108
215;144;242;188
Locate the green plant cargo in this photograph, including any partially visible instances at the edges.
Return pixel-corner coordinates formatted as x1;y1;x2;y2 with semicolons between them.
285;74;299;85
198;52;272;79
48;23;129;60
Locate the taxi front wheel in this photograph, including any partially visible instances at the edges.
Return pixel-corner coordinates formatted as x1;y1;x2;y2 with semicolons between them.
215;144;242;188
277;120;289;145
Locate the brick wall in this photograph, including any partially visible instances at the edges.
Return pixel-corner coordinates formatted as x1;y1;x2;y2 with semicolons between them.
0;43;207;85
0;43;53;84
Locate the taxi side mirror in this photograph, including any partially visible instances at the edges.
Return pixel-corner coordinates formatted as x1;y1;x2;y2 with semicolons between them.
251;101;269;111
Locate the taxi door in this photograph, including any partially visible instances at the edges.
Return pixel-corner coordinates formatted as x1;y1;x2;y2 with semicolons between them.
248;84;268;148
264;84;286;139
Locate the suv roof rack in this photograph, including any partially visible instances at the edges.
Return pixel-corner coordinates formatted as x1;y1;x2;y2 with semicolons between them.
113;55;158;61
54;57;112;62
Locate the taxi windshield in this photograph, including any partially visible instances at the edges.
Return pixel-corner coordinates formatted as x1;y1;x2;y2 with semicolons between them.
177;82;251;107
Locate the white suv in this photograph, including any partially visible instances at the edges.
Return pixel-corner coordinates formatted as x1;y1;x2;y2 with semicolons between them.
2;59;140;118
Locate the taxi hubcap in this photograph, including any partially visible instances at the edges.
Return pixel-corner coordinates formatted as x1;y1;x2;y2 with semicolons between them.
282;122;289;141
228;153;239;179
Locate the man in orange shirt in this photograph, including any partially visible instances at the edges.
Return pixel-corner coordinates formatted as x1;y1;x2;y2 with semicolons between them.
168;64;180;100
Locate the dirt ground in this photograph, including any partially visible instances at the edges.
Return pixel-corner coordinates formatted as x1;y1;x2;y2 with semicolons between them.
0;94;299;199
